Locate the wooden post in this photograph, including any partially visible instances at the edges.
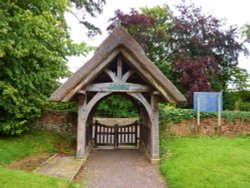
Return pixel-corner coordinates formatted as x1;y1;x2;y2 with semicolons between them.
150;92;160;162
135;120;138;147
76;93;87;159
197;95;200;134
217;94;221;135
114;124;118;148
139;104;146;149
94;120;98;147
117;57;123;80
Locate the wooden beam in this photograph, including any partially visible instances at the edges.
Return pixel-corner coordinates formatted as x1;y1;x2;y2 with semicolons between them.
150;92;160;160
127;93;153;122
120;48;175;103
86;83;152;92
104;68;118;82
117;57;123;80
85;92;112;118
77;93;87;159
122;70;134;82
77;91;112;158
78;90;86;95
62;49;120;102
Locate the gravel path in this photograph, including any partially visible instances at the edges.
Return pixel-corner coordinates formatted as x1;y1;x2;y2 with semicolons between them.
82;149;167;188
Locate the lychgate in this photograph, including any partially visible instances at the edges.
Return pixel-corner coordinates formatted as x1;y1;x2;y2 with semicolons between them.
49;26;186;162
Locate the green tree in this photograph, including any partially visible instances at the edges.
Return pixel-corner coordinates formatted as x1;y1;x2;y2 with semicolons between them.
242;24;250;40
0;0;104;135
107;6;172;77
108;3;248;104
229;68;250;91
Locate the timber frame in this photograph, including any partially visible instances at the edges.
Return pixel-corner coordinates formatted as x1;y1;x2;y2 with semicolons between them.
49;26;186;162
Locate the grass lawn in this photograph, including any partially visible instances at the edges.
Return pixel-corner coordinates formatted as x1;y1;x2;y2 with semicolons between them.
160;135;250;188
0;167;76;188
0;131;77;188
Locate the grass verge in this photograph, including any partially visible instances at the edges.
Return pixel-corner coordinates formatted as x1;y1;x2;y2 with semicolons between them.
0;130;77;188
0;167;76;188
160;135;250;188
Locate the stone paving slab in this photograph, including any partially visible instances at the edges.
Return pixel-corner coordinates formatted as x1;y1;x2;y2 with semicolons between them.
38;155;84;180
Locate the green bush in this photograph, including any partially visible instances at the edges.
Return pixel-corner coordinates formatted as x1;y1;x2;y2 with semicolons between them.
159;104;250;123
223;90;250;111
95;95;138;118
221;111;250;122
43;102;77;113
159;104;194;123
223;91;239;110
239;102;250;111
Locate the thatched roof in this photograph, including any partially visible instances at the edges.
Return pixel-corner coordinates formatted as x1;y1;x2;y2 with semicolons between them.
49;26;186;103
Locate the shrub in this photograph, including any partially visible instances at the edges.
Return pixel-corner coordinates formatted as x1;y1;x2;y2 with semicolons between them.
159;104;250;123
95;95;138;118
159;104;194;123
239;102;250;111
43;102;77;113
223;90;250;111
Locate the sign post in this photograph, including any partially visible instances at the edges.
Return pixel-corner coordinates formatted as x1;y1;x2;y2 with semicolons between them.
217;94;221;134
194;92;223;134
197;95;200;133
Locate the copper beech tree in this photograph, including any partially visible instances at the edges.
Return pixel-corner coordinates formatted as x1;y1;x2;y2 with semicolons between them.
107;3;248;103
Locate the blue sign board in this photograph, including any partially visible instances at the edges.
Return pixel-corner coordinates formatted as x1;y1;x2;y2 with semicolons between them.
193;92;223;112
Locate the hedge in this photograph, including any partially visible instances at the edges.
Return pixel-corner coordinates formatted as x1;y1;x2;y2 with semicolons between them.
160;104;250;123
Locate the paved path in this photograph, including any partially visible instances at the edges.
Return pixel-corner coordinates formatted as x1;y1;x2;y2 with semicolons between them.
82;149;167;188
38;155;84;180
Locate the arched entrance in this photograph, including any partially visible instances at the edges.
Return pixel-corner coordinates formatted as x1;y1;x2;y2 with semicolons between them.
77;63;159;160
49;26;186;162
80;92;157;160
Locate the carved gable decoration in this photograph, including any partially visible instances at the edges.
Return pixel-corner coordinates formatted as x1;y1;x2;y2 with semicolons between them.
49;26;186;103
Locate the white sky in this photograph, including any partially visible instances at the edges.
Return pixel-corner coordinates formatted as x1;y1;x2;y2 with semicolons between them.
65;0;250;74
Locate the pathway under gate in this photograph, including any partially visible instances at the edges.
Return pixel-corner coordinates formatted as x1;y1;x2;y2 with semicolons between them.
80;149;167;188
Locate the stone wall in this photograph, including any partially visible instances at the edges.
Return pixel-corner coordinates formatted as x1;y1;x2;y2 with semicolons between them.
33;112;77;137
34;112;250;137
165;118;250;136
33;113;138;137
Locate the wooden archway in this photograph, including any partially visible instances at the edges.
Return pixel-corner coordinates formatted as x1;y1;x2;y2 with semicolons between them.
76;55;160;161
49;26;186;162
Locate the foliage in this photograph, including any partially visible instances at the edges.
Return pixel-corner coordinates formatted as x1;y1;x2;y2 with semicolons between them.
71;0;106;37
43;102;77;113
241;23;250;42
167;3;247;102
221;111;250;121
228;68;250;90
160;136;250;188
159;104;250;123
95;95;138;117
159;104;194;123
108;2;248;104
238;102;250;111
0;130;76;188
223;91;239;110
0;1;103;135
107;6;173;78
224;90;250;111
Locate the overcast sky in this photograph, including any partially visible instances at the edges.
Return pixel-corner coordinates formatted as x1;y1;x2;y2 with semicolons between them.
65;0;250;74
